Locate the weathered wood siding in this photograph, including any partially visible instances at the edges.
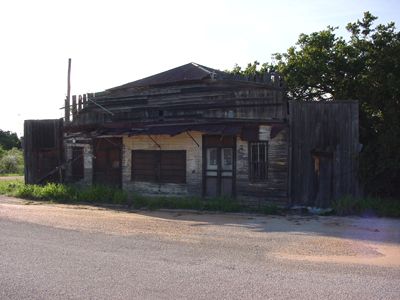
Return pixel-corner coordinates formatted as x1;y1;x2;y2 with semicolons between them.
122;131;203;196
289;101;360;207
73;81;286;126
24;119;64;184
236;127;289;206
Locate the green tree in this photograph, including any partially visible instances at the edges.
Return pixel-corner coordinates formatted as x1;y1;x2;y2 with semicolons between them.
0;130;21;150
232;12;400;198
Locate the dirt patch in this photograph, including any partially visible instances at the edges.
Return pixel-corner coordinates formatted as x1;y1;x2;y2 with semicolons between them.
0;175;23;181
277;236;383;257
276;242;400;267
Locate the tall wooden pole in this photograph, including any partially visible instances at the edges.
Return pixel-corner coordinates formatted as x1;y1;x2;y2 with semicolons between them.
65;58;71;123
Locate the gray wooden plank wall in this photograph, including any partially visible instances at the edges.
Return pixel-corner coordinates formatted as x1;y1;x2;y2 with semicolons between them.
24;119;64;184
71;81;286;126
289;101;360;207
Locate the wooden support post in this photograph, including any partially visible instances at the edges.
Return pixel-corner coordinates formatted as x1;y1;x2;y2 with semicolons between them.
82;94;87;108
72;95;77;120
64;96;70;122
78;95;82;112
65;58;71;122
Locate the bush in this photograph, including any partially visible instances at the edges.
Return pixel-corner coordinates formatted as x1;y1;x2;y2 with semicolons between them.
0;147;24;174
14;183;74;202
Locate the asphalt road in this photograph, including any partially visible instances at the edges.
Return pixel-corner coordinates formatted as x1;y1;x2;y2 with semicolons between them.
1;196;400;299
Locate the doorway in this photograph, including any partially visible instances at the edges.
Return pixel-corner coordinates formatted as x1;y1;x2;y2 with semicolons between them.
202;135;236;198
93;138;122;187
312;150;334;208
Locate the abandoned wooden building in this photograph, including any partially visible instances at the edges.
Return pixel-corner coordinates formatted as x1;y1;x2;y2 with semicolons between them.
24;62;360;208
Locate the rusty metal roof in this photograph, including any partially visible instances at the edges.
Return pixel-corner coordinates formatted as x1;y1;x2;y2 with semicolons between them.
108;63;226;91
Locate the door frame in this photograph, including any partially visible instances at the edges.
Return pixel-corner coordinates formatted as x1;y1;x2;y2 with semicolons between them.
202;135;236;198
93;137;122;188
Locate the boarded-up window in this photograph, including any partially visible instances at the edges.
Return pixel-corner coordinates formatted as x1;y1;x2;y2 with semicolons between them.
249;142;268;181
132;150;186;183
71;147;84;181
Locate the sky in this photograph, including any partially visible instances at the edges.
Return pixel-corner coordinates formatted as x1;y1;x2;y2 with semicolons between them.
1;0;399;136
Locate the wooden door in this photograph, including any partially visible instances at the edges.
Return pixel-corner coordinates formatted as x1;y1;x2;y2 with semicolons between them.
203;136;236;198
312;152;334;208
93;138;122;187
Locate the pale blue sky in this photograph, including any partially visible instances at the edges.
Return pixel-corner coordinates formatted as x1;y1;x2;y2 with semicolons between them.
0;0;399;136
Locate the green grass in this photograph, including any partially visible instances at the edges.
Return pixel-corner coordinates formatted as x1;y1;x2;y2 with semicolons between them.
131;195;244;212
333;195;400;218
4;181;397;218
0;179;24;195
0;180;281;214
0;173;23;177
0;180;128;205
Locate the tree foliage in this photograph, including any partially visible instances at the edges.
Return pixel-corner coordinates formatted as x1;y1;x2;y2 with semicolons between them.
0;130;21;150
0;130;23;174
232;12;400;198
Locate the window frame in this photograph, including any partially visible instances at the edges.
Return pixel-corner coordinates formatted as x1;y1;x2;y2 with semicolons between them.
248;141;268;182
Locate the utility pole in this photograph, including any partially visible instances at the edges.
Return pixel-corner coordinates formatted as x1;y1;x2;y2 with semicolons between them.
65;58;71;123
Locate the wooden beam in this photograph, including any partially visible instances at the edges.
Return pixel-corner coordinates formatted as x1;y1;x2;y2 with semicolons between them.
78;95;83;112
83;94;87;108
72;95;77;120
65;58;71;122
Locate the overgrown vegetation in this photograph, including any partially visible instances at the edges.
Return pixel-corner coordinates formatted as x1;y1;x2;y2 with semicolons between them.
1;181;399;217
0;181;128;205
0;129;23;175
131;194;245;212
230;12;400;200
333;196;400;218
0;180;282;215
0;146;24;175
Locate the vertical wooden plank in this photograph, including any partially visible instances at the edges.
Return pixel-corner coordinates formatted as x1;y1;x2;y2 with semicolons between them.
289;101;359;207
66;58;71;123
78;95;83;112
65;96;70;123
287;101;293;205
83;94;87;108
72;95;77;120
23;119;64;184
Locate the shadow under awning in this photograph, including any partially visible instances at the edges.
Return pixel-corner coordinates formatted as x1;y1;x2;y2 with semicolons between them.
128;123;244;137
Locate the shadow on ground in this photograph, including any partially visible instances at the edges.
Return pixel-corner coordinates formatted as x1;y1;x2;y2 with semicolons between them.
131;209;400;244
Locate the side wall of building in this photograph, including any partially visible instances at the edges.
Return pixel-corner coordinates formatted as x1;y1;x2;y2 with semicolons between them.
24;119;64;184
289;101;360;207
